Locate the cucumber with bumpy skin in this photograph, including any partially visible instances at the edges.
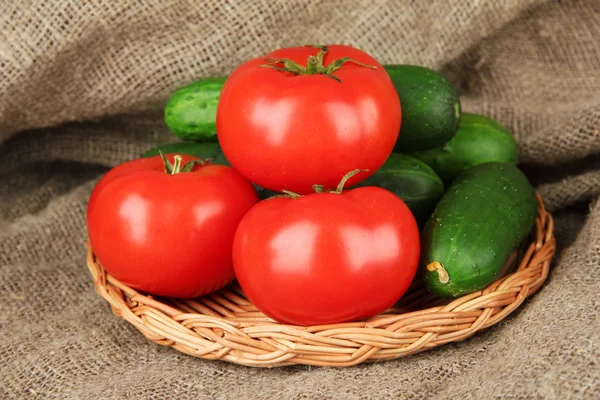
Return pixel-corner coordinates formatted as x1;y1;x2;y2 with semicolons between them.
384;65;461;152
420;162;537;298
408;113;518;183
354;153;444;226
164;77;226;142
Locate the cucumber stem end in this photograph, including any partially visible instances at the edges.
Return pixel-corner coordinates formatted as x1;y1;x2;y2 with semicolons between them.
427;261;449;284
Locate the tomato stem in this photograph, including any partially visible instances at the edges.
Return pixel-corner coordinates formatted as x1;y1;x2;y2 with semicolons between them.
259;45;377;82
158;151;204;175
276;169;369;199
281;190;302;199
172;156;182;174
331;169;369;194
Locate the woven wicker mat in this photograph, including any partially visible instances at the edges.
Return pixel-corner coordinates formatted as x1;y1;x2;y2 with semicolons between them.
1;1;599;399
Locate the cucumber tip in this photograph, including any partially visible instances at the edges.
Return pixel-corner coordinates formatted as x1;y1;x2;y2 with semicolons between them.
427;261;449;284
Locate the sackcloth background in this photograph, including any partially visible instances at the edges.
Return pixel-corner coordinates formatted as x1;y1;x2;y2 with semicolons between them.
1;0;599;399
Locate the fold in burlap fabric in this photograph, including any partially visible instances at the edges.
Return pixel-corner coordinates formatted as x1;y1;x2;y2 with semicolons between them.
1;1;599;399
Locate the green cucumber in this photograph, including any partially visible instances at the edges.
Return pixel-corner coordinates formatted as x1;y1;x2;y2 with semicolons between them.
384;65;461;152
141;142;231;166
421;162;537;298
164;77;227;142
141;142;279;200
408;113;518;183
354;154;445;226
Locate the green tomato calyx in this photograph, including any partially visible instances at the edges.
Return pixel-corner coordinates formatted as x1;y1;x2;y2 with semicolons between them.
159;151;205;174
276;169;369;200
260;45;377;83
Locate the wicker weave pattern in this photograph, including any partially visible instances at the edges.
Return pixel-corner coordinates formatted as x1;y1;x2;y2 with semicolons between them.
86;194;555;368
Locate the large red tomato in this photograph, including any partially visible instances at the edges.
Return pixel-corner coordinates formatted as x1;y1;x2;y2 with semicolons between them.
87;154;259;298
232;183;420;325
217;44;401;194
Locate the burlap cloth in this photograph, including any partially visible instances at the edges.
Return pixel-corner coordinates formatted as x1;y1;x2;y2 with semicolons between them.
1;1;599;399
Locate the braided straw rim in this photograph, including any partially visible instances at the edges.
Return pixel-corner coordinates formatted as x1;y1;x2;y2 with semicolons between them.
86;193;555;368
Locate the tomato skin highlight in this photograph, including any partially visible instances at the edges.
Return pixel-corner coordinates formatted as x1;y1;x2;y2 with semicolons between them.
87;155;259;298
232;187;420;326
216;45;401;194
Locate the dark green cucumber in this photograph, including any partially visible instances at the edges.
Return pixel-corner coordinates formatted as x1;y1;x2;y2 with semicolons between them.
141;142;279;200
421;162;537;298
164;77;227;142
384;65;461;152
408;113;518;183
354;154;445;226
141;142;231;166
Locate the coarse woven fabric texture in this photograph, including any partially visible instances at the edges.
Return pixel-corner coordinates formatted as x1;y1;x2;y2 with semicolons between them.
1;0;600;399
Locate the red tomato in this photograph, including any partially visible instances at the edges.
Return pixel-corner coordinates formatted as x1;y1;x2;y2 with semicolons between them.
87;154;259;298
217;44;401;194
232;186;420;325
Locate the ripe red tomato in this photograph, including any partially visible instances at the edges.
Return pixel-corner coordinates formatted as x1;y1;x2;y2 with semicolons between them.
217;44;401;194
87;154;259;298
232;185;420;325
